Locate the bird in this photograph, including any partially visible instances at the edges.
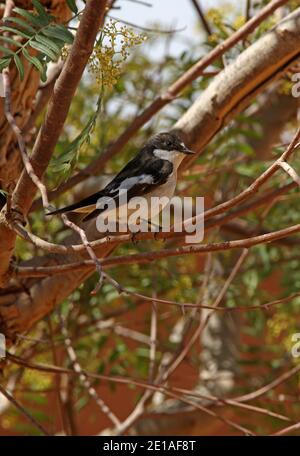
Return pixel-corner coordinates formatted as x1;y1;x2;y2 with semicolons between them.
46;131;194;229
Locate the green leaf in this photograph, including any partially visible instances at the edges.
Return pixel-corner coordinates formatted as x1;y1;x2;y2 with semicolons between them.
22;48;47;81
3;16;36;34
52;162;71;173
13;7;46;28
32;0;51;24
42;25;74;44
30;39;58;60
0;57;11;71
14;54;25;80
35;34;61;54
66;0;78;14
0;25;32;39
0;35;22;47
238;142;255;156
0;45;15;56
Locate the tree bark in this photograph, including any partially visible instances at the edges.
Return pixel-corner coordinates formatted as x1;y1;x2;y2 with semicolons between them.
0;0;71;191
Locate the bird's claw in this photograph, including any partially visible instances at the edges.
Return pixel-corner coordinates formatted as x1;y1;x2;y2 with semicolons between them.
131;231;140;244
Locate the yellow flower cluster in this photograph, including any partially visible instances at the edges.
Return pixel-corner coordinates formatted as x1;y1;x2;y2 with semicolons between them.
88;19;147;90
267;312;294;340
206;8;224;28
206;7;231;36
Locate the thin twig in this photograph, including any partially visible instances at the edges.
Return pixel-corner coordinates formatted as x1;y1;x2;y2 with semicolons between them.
61;215;104;294
233;364;300;403
190;0;212;35
246;0;252;21
58;310;120;427
148;271;158;382
0;383;50;435
7;351;299;432
160;249;248;381
170;386;290;422
203;126;300;221
123;0;152;7
271;421;300;436
109;15;185;34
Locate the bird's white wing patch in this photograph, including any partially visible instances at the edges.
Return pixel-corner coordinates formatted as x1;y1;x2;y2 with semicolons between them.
95;175;154;215
96;195;115;210
118;174;154;190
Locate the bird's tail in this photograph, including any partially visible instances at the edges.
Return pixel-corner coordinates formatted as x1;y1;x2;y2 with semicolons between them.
46;201;84;216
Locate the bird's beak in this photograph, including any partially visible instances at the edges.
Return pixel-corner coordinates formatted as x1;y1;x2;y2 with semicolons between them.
182;146;195;154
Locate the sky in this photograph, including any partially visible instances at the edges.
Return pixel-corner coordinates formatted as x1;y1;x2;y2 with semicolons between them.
111;0;242;56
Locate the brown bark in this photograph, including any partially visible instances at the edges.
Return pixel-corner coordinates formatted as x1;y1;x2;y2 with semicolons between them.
0;0;71;191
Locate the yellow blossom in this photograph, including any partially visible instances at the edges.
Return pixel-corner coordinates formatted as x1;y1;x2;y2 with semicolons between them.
88;19;146;90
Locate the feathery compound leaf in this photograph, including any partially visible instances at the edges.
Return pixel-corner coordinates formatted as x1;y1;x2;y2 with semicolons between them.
32;0;51;23
22;48;47;81
30;40;58;60
35;34;61;55
0;45;15;56
1;7;72;82
0;25;32;39
42;25;74;44
66;0;78;14
14;54;25;80
0;57;11;71
13;7;47;28
3;16;36;34
0;36;22;48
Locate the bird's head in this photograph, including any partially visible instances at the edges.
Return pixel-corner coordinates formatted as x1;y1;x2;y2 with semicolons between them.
149;132;194;156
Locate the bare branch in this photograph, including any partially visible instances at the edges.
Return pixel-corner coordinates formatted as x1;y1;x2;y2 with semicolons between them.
0;383;50;435
190;0;212;36
278;160;300;187
58;310;120;427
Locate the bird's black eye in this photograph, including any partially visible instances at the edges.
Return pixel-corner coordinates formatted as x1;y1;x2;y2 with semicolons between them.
166;141;172;147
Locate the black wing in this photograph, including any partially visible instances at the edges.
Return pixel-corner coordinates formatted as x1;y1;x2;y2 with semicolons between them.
46;151;173;221
82;153;173;221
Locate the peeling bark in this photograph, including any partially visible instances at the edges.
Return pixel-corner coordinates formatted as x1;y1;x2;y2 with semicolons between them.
0;0;71;191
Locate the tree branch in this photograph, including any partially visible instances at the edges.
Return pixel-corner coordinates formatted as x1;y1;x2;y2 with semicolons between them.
0;0;108;285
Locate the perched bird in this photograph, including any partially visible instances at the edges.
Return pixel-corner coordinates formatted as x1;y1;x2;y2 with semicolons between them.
46;131;194;226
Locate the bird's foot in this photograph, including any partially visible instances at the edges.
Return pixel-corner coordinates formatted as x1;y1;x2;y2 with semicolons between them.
147;220;163;241
130;230;140;245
